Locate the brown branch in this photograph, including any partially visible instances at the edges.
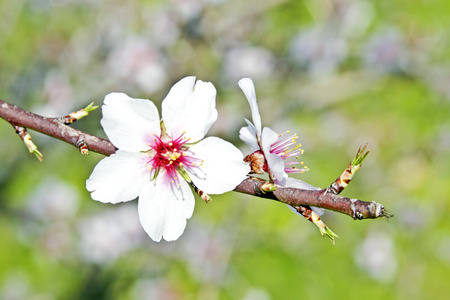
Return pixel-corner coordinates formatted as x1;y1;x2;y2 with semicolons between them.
0;99;116;155
0;99;392;220
234;177;392;220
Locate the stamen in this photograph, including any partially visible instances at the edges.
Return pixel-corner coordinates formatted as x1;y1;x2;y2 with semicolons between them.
144;131;203;187
269;130;309;175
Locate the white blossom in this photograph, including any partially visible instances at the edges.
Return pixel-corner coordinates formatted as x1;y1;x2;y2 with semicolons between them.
87;76;250;242
238;78;324;216
238;78;315;188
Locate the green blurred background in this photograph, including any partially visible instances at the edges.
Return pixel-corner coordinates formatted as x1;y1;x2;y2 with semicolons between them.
1;0;450;299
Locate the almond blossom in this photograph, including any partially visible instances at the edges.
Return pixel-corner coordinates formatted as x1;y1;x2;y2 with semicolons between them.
238;78;337;242
238;78;314;188
86;76;250;242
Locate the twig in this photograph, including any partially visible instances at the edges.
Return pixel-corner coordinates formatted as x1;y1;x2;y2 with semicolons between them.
0;99;116;156
327;144;370;195
13;125;43;161
234;177;393;220
0;99;393;220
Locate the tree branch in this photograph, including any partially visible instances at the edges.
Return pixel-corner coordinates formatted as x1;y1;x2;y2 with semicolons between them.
234;177;392;220
0;99;393;220
0;99;116;155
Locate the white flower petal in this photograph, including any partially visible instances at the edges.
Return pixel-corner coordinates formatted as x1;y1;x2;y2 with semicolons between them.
266;152;288;185
162;77;218;142
238;78;262;136
287;205;299;215
86;150;150;204
160;76;194;137
283;177;321;191
287;204;325;217
187;137;250;194
284;177;324;217
239;119;260;151
101;93;161;151
261;127;287;184
261;126;279;150
138;174;195;242
185;79;218;141
311;206;325;216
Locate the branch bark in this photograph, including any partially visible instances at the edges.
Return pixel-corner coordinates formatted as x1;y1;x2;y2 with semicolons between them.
0;99;392;220
234;177;390;219
0;99;117;155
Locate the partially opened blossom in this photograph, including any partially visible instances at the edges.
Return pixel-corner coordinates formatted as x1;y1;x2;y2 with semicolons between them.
87;76;250;242
238;78;337;242
238;78;312;187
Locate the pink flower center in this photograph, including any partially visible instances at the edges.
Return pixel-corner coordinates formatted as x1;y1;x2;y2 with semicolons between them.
145;132;202;185
269;131;309;174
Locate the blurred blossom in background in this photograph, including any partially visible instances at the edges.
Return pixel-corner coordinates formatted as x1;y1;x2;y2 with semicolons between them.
223;45;277;82
105;37;169;94
1;0;450;299
289;25;348;77
363;28;410;75
355;226;398;283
